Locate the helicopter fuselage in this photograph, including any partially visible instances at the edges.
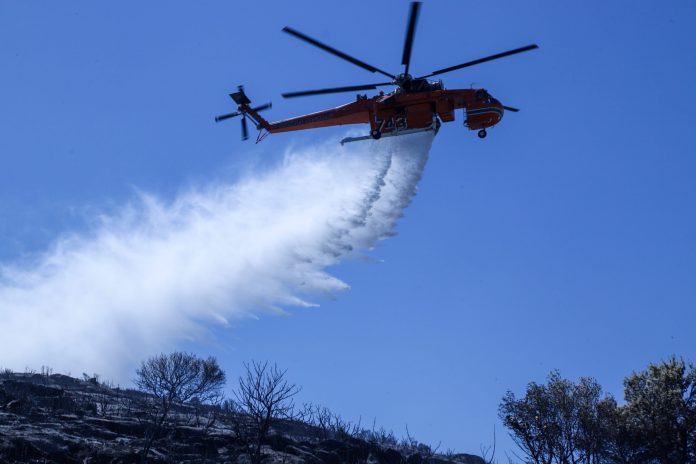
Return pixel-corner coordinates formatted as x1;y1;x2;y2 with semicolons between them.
244;87;503;139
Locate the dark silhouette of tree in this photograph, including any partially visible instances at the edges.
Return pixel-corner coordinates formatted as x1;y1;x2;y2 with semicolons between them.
500;376;559;464
501;358;696;464
601;399;645;464
622;356;696;464
574;377;616;463
135;351;226;462
499;370;614;464
233;361;300;464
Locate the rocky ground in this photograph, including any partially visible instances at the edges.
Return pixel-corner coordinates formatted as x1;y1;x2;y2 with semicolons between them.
0;372;486;464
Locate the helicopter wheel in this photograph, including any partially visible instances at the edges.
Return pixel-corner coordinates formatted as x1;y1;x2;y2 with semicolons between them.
370;129;382;140
477;129;487;139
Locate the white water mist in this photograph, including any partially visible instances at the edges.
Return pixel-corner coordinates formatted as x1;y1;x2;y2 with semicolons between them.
0;133;433;380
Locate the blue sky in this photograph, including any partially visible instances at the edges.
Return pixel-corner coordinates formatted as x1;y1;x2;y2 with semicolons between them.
2;0;696;456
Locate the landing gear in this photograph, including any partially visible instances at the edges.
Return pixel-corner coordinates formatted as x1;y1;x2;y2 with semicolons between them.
370;129;382;140
477;129;487;139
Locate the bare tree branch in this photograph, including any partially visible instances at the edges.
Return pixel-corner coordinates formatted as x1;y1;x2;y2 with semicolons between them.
135;352;225;462
233;361;301;464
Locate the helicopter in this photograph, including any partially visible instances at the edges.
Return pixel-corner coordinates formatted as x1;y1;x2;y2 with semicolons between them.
215;2;538;144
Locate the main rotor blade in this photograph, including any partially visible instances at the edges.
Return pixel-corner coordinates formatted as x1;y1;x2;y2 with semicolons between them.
214;111;241;122
420;44;539;78
241;115;249;140
282;83;392;99
283;27;395;79
503;106;520;113
401;2;421;76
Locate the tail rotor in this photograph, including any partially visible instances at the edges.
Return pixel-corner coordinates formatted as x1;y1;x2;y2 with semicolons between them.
214;111;241;122
241;114;249;140
214;85;272;141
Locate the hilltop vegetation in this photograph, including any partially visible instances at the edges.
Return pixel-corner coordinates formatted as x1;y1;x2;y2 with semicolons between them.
500;356;696;464
1;354;694;463
0;355;483;464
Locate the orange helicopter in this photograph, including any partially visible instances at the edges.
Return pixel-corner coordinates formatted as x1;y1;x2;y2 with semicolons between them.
215;2;538;144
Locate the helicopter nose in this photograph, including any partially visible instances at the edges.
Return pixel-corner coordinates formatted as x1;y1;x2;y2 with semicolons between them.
465;101;504;130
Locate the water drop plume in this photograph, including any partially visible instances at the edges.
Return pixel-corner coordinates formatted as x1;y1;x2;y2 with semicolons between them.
0;133;434;379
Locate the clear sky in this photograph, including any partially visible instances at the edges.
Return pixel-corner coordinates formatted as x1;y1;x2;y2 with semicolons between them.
2;0;695;457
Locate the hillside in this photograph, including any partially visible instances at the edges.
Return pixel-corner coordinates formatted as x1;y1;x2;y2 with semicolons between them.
0;372;485;464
